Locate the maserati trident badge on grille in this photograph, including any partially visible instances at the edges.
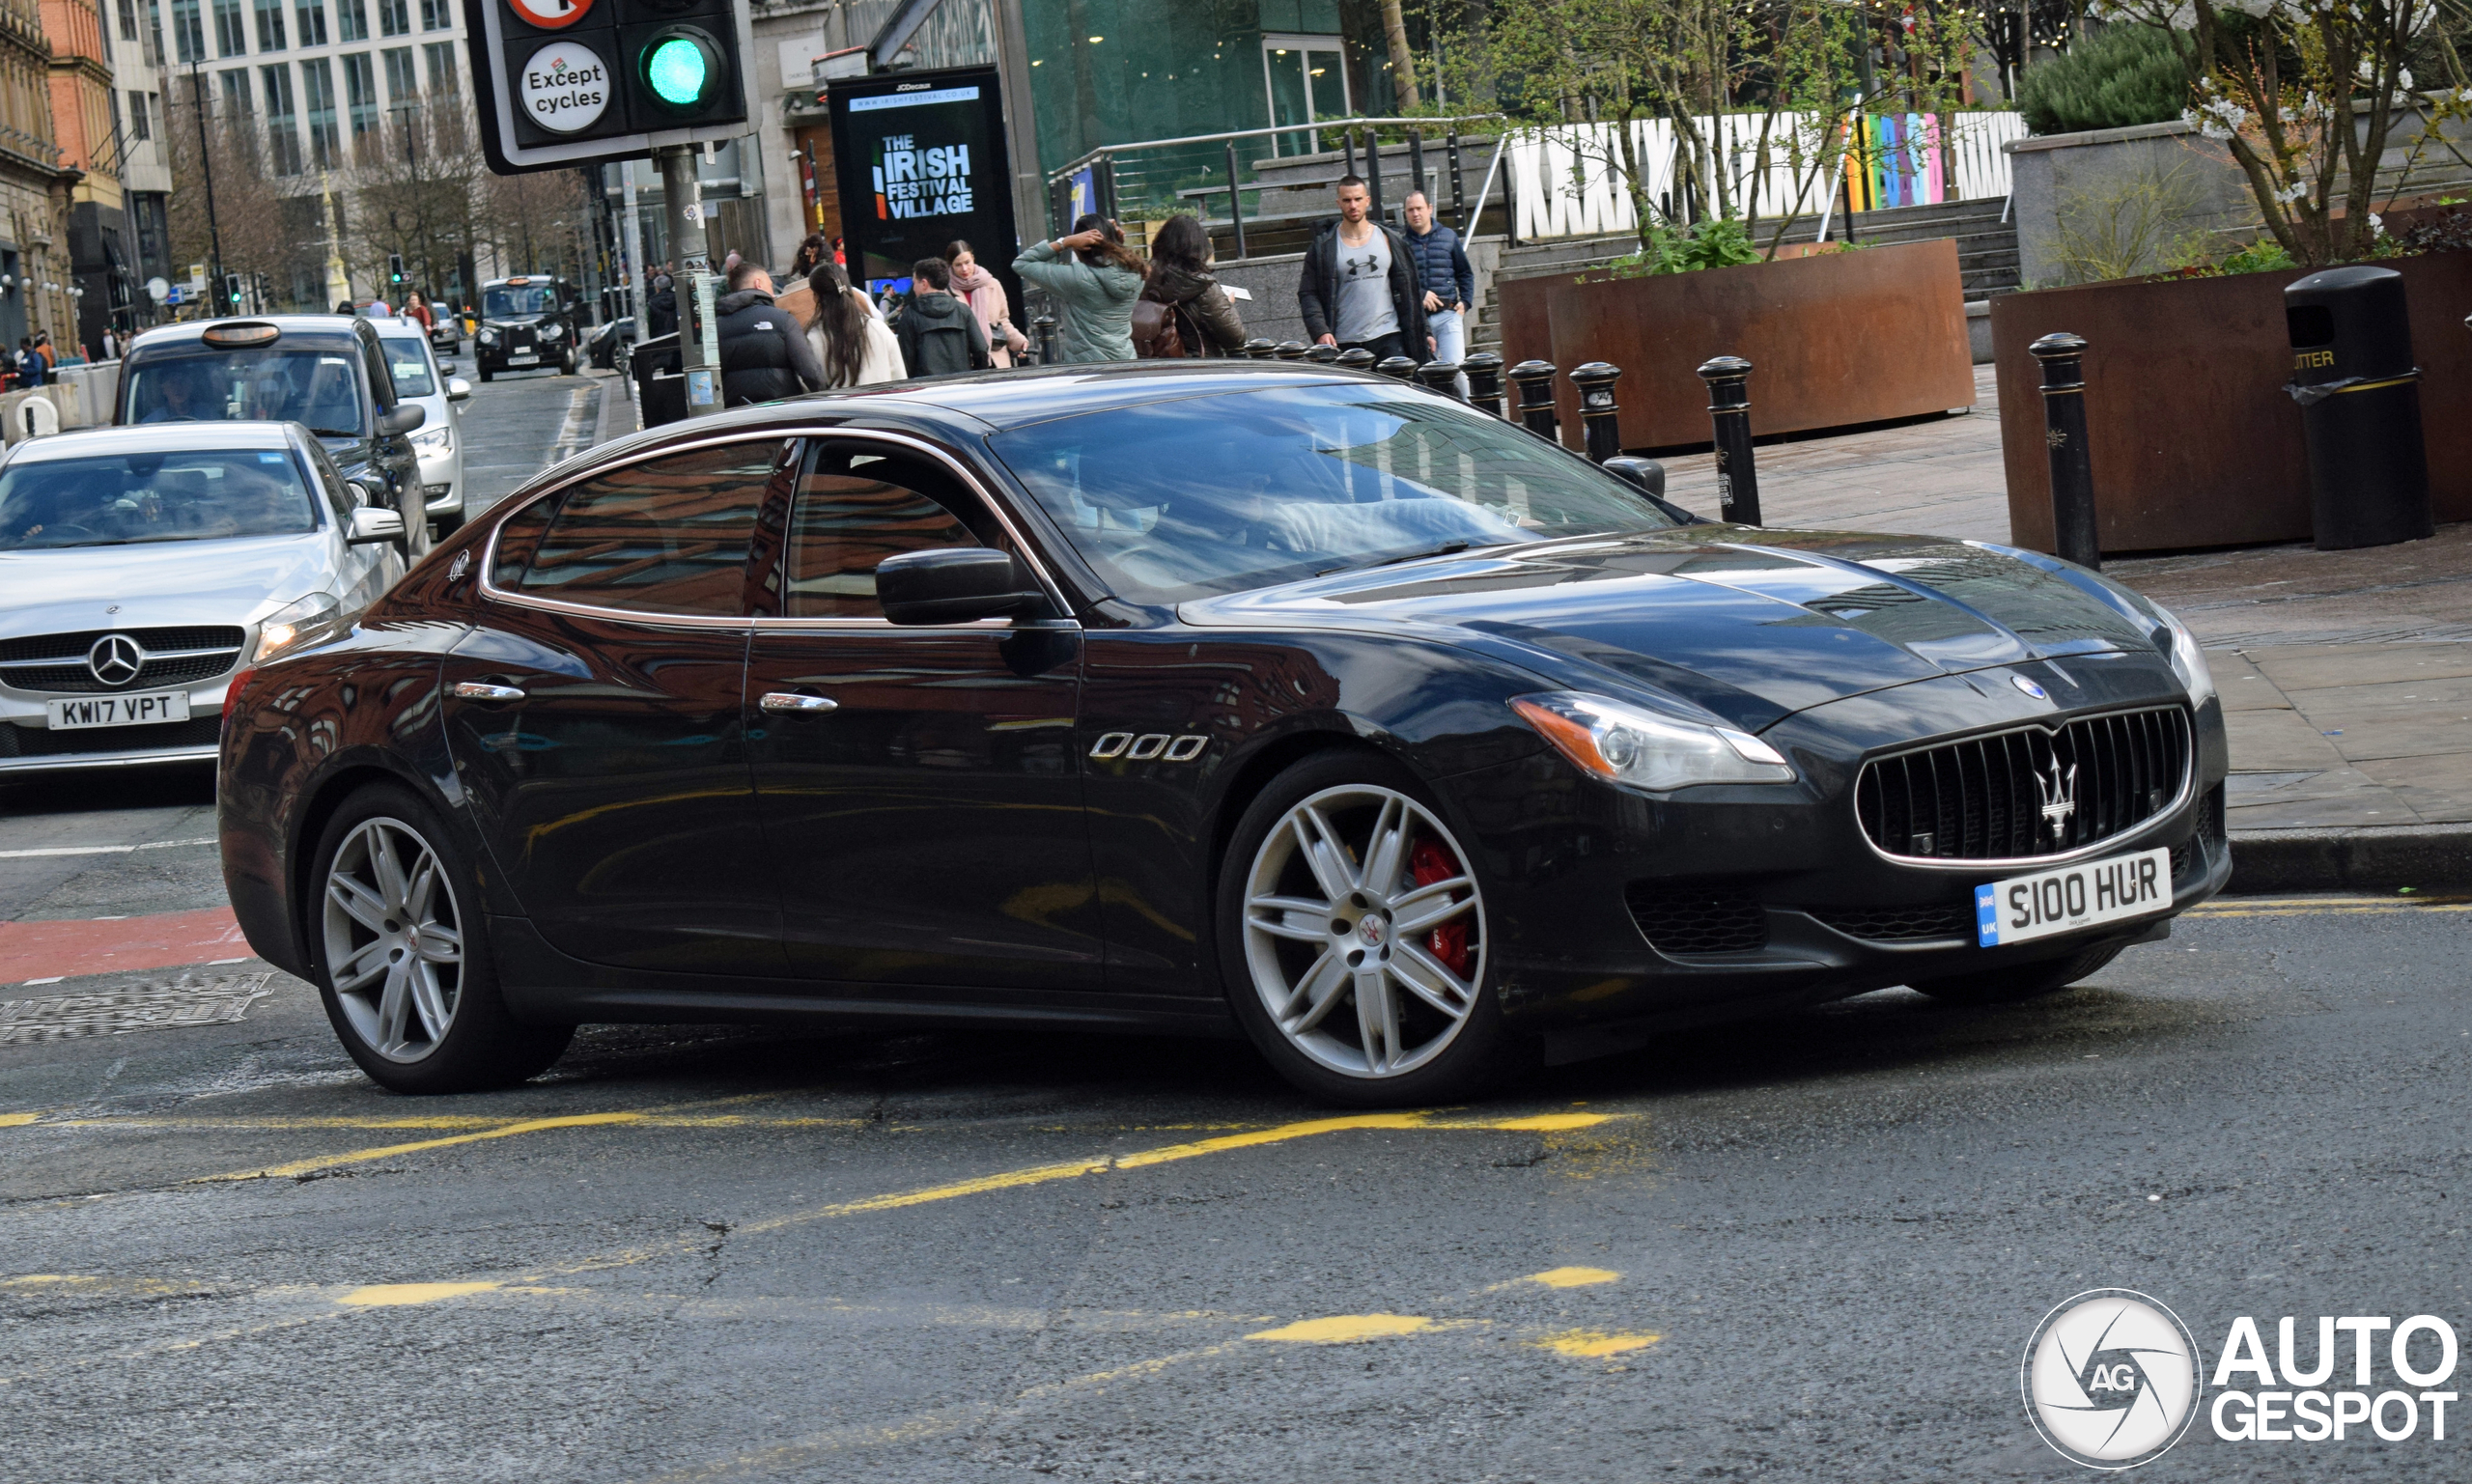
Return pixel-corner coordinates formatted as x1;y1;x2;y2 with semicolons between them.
86;632;145;687
2036;758;2079;840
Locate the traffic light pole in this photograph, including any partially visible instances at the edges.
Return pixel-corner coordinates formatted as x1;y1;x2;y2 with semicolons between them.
188;56;226;314
657;143;721;417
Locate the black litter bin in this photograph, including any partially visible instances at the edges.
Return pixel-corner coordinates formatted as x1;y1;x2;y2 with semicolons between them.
631;331;686;430
2284;266;2434;550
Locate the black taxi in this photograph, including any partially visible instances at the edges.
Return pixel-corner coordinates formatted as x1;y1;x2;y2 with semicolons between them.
472;276;581;381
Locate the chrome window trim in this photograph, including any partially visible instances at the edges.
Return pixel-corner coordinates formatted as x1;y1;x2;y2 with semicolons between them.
476;426;1073;631
1855;702;2197;873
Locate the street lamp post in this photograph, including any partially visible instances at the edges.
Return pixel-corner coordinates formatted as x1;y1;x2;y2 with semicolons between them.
188;55;226;314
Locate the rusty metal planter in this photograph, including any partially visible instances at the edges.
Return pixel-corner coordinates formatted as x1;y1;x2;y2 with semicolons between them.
1497;238;1976;450
1992;253;2472;554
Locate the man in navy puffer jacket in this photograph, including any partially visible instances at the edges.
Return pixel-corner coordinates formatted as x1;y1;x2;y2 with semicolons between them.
1402;190;1475;378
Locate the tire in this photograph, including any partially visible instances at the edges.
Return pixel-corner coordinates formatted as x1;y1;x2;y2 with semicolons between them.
431;512;463;541
558;350;576;375
1909;942;2125;1005
1217;750;1522;1106
303;783;572;1093
478;367;493;383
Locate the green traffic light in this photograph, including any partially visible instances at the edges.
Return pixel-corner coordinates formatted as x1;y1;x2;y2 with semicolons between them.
646;36;709;105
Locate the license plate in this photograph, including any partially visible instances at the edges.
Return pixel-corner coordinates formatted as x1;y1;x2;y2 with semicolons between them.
508;353;538;364
1976;847;2172;948
45;691;192;729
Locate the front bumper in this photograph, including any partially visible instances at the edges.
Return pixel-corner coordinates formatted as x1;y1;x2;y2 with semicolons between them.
1;670;240;773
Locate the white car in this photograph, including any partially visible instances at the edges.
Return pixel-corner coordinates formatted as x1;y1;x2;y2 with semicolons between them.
0;421;407;773
374;320;471;536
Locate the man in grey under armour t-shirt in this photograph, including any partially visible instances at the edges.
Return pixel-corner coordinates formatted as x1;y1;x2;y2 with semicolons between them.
1298;174;1423;363
1334;226;1398;350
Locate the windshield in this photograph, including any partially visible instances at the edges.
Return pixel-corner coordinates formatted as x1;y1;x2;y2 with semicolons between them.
484;285;555;318
988;384;1685;603
125;350;367;436
0;448;319;550
380;342;435;397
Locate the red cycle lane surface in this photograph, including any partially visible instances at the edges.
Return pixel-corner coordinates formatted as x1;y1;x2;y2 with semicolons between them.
0;907;253;984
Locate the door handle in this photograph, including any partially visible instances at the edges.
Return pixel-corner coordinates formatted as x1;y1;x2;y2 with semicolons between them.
759;691;839;714
450;681;525;702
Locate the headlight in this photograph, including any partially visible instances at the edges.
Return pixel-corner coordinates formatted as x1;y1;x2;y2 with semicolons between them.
478;328;498;344
540;322;564;340
1510;692;1795;791
410;425;452;454
2149;602;2216;708
255;593;342;660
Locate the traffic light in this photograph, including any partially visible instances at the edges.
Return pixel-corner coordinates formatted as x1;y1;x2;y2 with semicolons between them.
464;0;751;175
224;272;243;307
388;254;406;286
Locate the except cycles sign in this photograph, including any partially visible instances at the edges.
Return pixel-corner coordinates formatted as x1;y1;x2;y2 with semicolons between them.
519;40;609;132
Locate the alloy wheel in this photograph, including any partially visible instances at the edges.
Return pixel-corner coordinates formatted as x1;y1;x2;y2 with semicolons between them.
321;816;464;1063
1242;784;1487;1078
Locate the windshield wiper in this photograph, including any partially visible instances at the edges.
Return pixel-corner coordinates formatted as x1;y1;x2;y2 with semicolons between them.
307;428;363;439
1318;540;1500;577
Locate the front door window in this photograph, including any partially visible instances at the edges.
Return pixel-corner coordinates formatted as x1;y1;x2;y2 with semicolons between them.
1262;34;1349;157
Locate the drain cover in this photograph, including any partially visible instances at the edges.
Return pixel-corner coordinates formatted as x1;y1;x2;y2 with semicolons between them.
0;971;275;1046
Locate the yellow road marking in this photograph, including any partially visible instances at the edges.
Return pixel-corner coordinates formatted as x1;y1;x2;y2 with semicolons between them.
1525;1266;1622;1288
195;1111;652;1183
0;1111;38;1128
1531;1329;1659;1358
2189;902;2472;918
337;1281;502;1307
1248;1313;1437;1343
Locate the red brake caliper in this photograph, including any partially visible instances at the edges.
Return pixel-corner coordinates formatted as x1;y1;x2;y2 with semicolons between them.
1409;837;1473;980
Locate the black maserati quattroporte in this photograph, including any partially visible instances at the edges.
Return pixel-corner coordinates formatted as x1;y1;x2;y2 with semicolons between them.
217;362;2229;1104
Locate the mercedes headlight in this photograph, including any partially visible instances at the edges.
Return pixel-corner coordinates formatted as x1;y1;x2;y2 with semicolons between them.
410;425;452;454
2149;602;2216;708
1511;692;1795;791
540;322;565;341
256;593;342;660
478;328;498;345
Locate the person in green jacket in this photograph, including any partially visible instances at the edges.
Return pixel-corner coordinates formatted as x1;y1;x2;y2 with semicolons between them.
1012;214;1148;363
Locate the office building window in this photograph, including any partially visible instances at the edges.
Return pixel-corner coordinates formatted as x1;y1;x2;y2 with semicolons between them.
381;45;415;102
218;68;251;118
144;0;164;62
334;0;364;40
342;51;377;138
170;0;204;61
127;89;153;139
262;63;301;174
295;0;324;44
213;0;245;56
417;0;443;26
253;0;284;50
421;41;456;94
302;58;339;169
115;0;138;39
376;0;406;37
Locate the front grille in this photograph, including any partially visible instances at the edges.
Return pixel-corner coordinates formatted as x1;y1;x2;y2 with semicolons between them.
1812;902;1977;942
0;715;222;758
2173;783;2228;883
0;627;246;694
1626;882;1768;956
1855;706;2193;863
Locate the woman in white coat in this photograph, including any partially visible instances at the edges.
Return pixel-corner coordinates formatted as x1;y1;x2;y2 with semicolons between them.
802;263;904;386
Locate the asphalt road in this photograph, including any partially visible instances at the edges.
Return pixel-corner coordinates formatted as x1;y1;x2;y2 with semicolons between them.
447;356;608;519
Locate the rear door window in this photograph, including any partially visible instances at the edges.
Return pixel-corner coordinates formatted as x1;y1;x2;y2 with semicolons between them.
510;440;791;616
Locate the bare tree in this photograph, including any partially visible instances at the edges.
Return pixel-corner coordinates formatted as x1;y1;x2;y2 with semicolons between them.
346;109;487;305
164;79;321;309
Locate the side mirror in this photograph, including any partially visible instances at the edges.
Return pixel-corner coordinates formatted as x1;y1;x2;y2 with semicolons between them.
347;507;406;546
378;403;426;436
1602;457;1667;499
446;378;472;402
438;359;458;373
876;548;1036;626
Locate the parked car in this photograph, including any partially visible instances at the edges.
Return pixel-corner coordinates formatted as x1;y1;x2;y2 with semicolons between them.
585;316;635;372
472;276;578;381
114;316;429;559
374;320;471;537
0;421;407;773
429;308;463;355
218;361;2230;1102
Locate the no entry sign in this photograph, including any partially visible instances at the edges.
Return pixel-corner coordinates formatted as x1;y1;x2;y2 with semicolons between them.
508;0;589;28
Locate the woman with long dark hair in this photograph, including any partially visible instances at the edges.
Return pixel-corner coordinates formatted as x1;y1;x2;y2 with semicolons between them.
941;239;1029;367
1136;214;1247;357
802;262;903;386
1012;213;1146;363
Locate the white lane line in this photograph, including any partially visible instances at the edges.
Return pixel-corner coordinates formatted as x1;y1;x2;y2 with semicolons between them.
0;837;216;861
548;383;594;462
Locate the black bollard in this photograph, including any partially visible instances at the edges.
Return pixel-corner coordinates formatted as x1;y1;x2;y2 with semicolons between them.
1410;130;1426;202
1245;337;1276;359
1033;315;1056;366
1569;361;1623;461
1462;351;1505;418
1275;340;1310;360
1416;360;1465;401
2030;332;2100;569
1509;358;1559;443
1224;140;1248;261
1306;344;1339;363
1337;347;1376;370
1375;355;1419;380
1696;355;1762;525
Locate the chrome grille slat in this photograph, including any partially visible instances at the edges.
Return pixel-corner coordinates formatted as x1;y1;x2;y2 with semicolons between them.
1857;705;2193;865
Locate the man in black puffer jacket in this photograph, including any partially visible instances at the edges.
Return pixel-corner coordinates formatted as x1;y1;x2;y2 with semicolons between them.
715;262;827;406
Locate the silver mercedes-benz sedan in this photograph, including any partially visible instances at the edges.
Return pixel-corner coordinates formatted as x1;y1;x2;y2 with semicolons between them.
0;421;409;773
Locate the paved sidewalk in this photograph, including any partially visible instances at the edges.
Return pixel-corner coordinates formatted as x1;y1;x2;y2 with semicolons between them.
1652;366;2472;837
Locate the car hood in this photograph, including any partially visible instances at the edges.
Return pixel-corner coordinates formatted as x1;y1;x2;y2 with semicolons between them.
1178;527;2168;732
0;533;335;640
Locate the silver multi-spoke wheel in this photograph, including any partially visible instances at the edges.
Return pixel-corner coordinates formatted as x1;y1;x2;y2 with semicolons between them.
1242;784;1486;1079
321;816;464;1063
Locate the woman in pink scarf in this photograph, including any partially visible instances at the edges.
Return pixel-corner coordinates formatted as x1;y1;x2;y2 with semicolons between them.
941;240;1029;367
